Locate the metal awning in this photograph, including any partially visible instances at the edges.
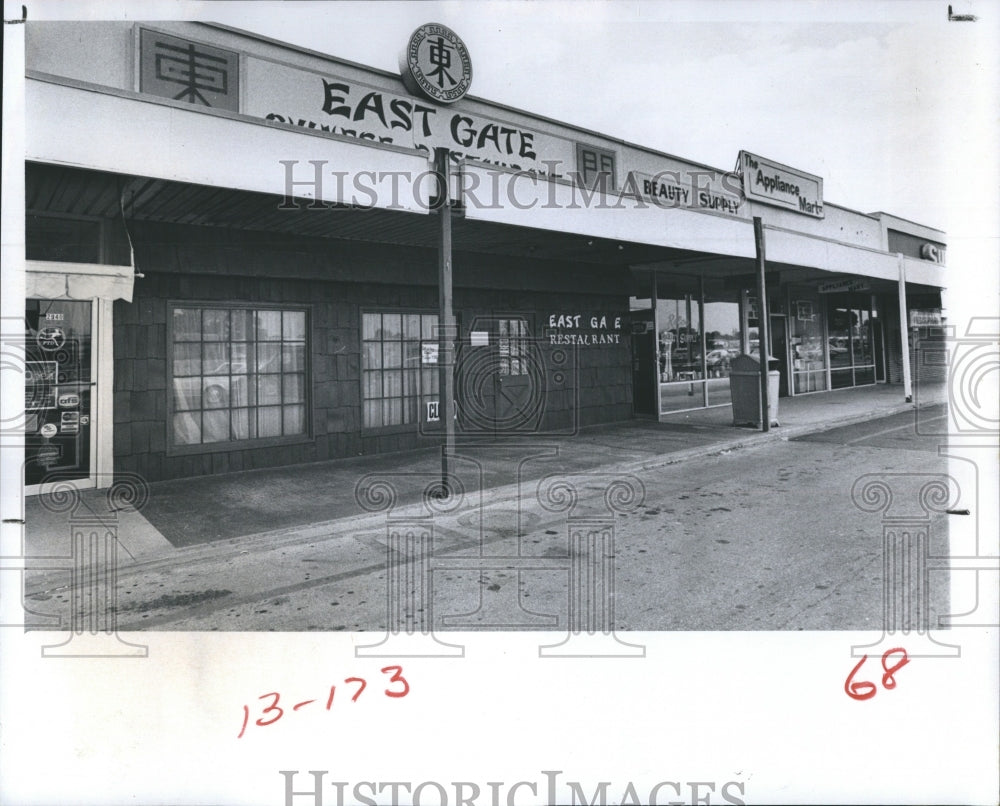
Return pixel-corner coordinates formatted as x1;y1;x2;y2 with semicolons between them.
26;162;945;293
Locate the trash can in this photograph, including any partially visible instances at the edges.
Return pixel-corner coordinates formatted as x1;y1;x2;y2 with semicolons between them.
729;354;780;427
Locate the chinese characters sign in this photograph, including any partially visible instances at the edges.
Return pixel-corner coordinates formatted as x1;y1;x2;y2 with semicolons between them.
140;29;239;112
400;23;473;104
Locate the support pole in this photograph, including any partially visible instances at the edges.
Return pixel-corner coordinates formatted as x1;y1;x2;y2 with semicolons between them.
651;270;660;413
739;288;750;355
435;148;456;491
897;253;912;403
699;275;708;406
753;217;771;432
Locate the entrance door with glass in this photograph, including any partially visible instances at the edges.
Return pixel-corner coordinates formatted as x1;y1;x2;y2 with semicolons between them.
457;315;539;435
828;301;877;388
24;299;95;487
769;314;789;397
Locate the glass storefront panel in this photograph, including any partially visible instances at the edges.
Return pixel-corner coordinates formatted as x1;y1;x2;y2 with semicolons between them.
828;306;853;371
790;289;827;394
855;308;873;365
855;366;875;385
706;377;733;407
831;368;854;389
657;290;704;413
24;299;93;485
827;299;876;389
657;293;701;382
654;284;739;413
660;379;705;413
702;297;740;406
794;370;827;394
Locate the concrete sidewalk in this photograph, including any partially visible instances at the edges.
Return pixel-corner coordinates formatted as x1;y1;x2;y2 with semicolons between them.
24;383;943;558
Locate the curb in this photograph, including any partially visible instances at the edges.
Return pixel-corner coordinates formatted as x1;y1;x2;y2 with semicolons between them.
24;399;929;587
461;400;922;509
174;401;926;546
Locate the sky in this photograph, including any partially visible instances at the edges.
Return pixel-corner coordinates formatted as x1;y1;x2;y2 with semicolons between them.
25;0;994;231
19;0;1000;314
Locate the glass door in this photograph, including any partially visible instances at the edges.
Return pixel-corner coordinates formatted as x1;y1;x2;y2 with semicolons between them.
828;300;876;389
457;314;536;435
24;300;95;487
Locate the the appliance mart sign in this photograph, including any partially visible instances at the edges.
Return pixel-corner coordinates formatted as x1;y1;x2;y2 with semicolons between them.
739;150;824;218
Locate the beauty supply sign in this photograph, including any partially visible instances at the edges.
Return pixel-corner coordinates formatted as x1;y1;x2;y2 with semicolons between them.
739;151;824;218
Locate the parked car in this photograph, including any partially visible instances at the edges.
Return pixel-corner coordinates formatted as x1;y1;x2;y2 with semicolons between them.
828;337;849;355
703;349;731;367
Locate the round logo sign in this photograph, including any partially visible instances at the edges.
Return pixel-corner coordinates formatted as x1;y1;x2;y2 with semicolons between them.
36;326;65;351
399;23;472;104
40;422;58;439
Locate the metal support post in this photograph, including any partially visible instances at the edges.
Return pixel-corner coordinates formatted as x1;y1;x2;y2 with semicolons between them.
753;217;771;432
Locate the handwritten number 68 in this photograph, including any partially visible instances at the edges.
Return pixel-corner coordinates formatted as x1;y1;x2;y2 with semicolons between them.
844;648;909;701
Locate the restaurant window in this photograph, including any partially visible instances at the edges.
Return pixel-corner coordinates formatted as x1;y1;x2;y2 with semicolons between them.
363;312;439;428
497;318;529;376
169;306;308;448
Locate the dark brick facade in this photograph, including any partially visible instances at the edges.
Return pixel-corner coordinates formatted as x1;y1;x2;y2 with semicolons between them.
113;222;634;481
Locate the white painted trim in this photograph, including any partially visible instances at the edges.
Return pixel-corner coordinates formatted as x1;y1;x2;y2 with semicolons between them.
26;261;135;302
26;78;433;213
94;298;114;488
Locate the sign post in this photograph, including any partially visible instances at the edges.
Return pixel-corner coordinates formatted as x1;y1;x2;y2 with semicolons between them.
435;148;456;492
753;217;771;432
897;253;912;403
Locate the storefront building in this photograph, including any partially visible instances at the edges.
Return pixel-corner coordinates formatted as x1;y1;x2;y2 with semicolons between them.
20;21;947;489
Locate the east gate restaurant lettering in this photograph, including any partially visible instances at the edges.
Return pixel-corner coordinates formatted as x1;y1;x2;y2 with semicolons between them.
246;58;572;175
547;313;624;346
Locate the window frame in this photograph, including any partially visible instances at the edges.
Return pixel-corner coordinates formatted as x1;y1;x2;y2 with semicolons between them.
360;307;441;434
575;143;618;191
165;300;312;456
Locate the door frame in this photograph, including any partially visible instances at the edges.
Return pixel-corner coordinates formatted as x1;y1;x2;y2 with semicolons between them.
458;311;538;437
769;313;790;397
24;297;113;495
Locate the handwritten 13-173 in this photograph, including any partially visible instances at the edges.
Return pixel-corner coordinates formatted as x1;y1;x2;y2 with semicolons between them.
238;665;409;738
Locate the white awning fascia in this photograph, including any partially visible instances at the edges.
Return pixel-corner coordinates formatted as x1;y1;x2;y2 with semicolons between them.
25;260;135;302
